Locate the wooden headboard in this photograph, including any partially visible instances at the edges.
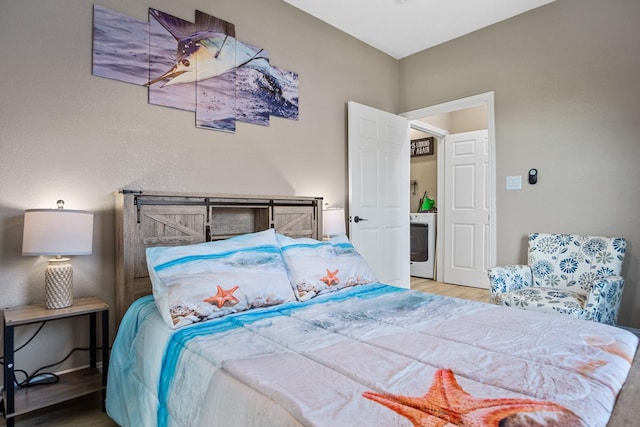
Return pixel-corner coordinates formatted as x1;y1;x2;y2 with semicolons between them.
114;190;323;326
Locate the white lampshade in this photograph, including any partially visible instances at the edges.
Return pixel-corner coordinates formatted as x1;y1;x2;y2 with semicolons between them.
323;208;346;237
22;209;93;256
22;206;93;309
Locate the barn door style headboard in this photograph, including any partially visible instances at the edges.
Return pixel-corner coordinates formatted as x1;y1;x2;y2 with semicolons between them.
114;190;323;325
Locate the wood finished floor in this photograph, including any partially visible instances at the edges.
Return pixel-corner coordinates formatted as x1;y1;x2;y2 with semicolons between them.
0;280;488;426
0;392;117;427
410;277;490;303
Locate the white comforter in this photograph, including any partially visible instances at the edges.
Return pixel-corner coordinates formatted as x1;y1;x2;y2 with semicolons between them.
106;284;638;427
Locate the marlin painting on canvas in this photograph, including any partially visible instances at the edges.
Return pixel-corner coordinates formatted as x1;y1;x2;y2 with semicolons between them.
146;9;271;87
92;5;298;132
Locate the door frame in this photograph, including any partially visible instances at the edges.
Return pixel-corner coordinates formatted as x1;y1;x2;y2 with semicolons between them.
401;91;496;282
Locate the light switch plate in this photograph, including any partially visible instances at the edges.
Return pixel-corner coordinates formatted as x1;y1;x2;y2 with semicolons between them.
506;175;522;190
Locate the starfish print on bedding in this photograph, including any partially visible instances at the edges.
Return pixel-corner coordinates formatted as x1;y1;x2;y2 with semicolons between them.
204;285;239;308
582;334;634;364
363;368;574;427
320;268;340;286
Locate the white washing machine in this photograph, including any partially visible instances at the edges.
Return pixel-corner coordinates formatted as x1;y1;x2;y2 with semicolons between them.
410;212;436;279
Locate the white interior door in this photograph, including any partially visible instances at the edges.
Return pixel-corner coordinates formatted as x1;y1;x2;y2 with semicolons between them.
348;101;410;288
443;130;490;288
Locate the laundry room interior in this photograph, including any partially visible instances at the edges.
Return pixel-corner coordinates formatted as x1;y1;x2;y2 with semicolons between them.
409;103;488;283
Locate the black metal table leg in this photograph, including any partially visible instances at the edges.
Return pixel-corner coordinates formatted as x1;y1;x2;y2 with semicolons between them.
4;323;15;427
101;309;109;412
89;313;96;369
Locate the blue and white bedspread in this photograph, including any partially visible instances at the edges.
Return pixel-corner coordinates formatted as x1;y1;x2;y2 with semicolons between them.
106;284;638;427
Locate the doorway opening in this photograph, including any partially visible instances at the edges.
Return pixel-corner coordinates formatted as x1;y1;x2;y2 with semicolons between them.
402;92;496;287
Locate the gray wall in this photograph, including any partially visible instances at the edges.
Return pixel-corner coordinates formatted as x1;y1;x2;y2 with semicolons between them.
2;0;639;383
0;0;397;377
399;0;640;328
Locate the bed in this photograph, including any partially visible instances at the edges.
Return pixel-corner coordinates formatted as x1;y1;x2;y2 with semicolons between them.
107;191;640;427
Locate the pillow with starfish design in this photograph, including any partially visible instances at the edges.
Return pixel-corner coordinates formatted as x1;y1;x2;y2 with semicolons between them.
277;233;379;301
147;229;296;328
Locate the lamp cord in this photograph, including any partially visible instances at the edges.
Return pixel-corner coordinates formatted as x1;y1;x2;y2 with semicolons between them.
0;320;107;389
0;320;57;388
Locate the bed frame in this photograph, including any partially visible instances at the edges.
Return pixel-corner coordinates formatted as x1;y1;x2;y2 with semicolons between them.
114;190;323;325
112;190;638;426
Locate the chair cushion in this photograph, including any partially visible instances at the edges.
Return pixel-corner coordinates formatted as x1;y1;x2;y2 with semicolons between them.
496;287;587;319
528;233;626;296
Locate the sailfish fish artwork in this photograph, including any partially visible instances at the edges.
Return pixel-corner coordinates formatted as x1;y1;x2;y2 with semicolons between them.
92;5;298;132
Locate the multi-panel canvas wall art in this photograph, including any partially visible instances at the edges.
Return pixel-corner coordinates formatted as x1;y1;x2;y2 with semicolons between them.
92;5;299;133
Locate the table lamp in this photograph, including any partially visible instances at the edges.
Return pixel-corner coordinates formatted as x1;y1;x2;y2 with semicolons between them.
22;200;94;309
322;207;346;239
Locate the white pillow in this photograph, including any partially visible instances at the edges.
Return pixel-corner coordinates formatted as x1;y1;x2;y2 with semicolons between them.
277;233;379;301
147;229;295;328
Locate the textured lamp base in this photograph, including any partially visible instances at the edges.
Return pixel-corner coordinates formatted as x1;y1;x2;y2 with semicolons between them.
45;258;74;309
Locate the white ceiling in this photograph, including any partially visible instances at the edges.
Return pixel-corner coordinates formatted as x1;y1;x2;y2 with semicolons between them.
283;0;556;59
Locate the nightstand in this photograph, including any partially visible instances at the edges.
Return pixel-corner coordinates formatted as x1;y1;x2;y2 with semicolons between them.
2;297;109;427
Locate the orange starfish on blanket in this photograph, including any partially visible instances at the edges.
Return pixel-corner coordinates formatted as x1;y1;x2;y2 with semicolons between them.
320;268;340;286
204;285;239;308
582;334;634;364
363;368;573;427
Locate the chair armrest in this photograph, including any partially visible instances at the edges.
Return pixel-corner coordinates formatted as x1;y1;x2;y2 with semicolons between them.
583;276;625;325
487;265;532;303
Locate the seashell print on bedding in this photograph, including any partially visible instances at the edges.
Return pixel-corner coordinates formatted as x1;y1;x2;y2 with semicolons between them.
277;233;379;301
147;229;296;328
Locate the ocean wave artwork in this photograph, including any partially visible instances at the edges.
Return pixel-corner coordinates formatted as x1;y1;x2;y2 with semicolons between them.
92;5;299;133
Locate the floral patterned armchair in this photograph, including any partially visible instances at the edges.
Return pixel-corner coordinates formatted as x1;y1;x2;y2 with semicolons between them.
488;233;627;325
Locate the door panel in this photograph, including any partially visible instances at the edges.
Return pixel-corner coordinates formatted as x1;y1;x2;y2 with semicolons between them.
452;223;475;269
137;205;206;280
453;164;475;208
272;206;317;238
443;130;490;288
348;101;410;288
